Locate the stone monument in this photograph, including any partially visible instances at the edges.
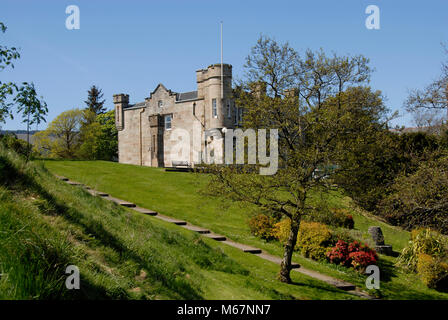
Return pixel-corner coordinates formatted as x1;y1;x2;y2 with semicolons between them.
368;226;393;256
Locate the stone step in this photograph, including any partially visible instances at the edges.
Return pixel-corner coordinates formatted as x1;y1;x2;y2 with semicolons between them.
133;206;158;216
223;240;262;254
155;214;187;225
256;253;300;269
297;268;356;291
204;233;227;241
97;192;109;197
88;190;109;197
118;202;136;208
67;181;83;186
182;225;210;234
106;196;136;208
55;175;69;181
243;248;262;254
325;279;356;291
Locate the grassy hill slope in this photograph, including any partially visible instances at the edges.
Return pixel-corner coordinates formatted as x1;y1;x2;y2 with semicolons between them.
0;145;358;300
41;159;448;300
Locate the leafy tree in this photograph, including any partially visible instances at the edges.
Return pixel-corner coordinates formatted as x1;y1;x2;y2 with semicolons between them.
94;110;118;160
0;22;47;139
77;109;100;158
379;154;448;234
77;110;117;160
84;85;106;115
205;36;386;283
404;45;448;124
33;109;84;158
335;130;443;212
0;22;20;125
78;85;107;152
13;82;48;160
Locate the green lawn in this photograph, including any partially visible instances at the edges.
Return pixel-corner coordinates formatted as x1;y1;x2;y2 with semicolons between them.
41;159;448;299
0;146;358;300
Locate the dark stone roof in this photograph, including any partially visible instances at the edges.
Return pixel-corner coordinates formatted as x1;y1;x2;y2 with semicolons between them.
125;101;146;109
123;90;198;110
176;91;198;102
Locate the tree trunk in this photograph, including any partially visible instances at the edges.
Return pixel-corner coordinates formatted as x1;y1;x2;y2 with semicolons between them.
279;218;300;283
26;112;30;162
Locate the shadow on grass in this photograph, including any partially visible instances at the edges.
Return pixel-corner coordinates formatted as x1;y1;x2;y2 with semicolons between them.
0;155;203;300
377;258;397;283
289;280;357;299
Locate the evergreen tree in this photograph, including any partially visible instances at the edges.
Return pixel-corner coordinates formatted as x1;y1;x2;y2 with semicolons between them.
84;85;106;115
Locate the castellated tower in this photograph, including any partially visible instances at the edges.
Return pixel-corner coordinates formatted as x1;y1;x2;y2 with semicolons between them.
196;63;233;130
113;63;236;168
113;93;129;131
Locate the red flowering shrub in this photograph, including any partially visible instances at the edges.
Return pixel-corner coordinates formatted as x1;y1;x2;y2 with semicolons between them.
349;251;378;271
327;240;351;266
327;240;378;271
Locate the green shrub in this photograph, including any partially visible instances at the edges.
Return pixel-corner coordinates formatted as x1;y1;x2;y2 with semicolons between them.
248;214;277;241
379;155;448;235
0;134;30;158
273;220;334;260
297;222;333;260
306;206;354;229
330;228;356;244
272;219;297;248
396;228;448;272
416;253;448;290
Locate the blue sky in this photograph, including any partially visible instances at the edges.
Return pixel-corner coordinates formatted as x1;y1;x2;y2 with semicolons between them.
1;0;447;130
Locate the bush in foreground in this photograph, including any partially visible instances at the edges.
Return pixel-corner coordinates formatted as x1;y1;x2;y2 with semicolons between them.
417;253;448;290
327;240;378;272
397;228;448;290
396;228;447;272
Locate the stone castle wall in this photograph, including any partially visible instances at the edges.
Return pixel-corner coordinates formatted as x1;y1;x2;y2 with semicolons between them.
115;63;237;167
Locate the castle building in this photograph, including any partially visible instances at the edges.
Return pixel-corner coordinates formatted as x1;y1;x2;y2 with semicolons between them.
114;63;241;167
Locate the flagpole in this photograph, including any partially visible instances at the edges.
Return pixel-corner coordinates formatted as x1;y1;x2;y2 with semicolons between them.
221;21;223;100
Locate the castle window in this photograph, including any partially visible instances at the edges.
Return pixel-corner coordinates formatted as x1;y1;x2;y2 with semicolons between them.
158;100;163;108
227;100;231;118
164;114;172;130
212;98;217;118
234;106;238;125
193;102;196;116
238;107;243;123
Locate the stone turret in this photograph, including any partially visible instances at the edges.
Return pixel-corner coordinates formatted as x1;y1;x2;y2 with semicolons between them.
196;63;233;129
113;93;129;131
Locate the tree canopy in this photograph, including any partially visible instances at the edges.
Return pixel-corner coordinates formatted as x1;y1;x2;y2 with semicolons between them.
205;35;390;283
